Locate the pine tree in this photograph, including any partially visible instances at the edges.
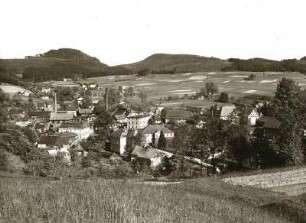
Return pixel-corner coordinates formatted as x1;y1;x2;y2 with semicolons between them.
273;78;304;165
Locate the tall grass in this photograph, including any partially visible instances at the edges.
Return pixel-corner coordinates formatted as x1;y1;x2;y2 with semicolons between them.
0;176;290;223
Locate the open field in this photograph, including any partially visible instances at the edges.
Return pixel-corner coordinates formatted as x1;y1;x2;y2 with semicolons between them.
0;84;30;97
223;167;306;196
86;71;306;103
0;174;300;223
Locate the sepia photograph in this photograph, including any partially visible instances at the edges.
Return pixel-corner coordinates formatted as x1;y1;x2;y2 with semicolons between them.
1;0;306;222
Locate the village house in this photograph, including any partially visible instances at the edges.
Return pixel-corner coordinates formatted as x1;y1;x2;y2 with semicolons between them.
58;122;94;140
165;109;193;124
50;111;75;126
220;105;237;121
255;116;281;141
110;128;129;155
28;110;50;121
111;107;129;129
143;125;174;146
247;108;261;126
37;133;78;162
41;87;52;94
127;111;151;130
76;108;94;122
131;146;173;169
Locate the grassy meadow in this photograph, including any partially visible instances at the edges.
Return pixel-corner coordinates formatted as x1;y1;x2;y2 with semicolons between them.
0;174;300;223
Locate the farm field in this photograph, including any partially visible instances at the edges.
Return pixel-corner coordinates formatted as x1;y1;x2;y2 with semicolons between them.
0;174;301;223
86;71;306;103
223;167;306;196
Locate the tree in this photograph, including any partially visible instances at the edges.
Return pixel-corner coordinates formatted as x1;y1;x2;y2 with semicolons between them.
205;82;218;99
108;88;120;108
124;86;135;98
273;78;304;165
158;131;167;150
94;109;113;142
139;91;147;105
137;68;150;76
81;94;93;108
0;89;9;129
219;92;229;103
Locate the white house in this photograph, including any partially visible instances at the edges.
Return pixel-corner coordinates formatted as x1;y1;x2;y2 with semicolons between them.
248;109;260;126
143;125;174;145
127;112;151;130
58;122;94;140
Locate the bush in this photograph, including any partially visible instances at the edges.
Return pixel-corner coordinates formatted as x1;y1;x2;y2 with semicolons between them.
24;157;70;179
219;92;229;103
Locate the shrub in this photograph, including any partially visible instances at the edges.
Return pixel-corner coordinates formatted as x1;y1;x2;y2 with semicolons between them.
219;92;229;103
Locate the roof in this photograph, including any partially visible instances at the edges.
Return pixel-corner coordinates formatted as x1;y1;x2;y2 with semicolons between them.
220;105;236;117
38;135;58;146
131;146;172;159
78;108;92;115
257;116;281;129
50;111;74;121
60;132;78;138
143;125;174;135
127;112;150;119
166;110;193;119
59;122;86;129
54;136;71;147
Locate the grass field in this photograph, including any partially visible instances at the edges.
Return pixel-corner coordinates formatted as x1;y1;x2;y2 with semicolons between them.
86;71;306;104
223;167;306;196
1;173;304;223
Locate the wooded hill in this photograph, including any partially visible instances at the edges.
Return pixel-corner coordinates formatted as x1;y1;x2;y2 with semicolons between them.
1;48;306;84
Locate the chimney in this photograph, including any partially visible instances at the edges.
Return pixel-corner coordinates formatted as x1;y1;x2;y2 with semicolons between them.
105;88;109;111
54;91;58;113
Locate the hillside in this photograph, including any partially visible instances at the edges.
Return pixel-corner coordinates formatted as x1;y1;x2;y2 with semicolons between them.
1;49;306;84
1;175;301;222
0;48;133;83
121;53;232;73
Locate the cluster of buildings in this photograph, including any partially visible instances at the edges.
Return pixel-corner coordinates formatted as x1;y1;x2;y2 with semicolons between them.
7;80;278;172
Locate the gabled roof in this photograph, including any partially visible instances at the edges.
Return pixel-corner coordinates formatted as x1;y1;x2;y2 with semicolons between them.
143;125;174;135
50;111;74;121
166;110;193;119
220;105;236;117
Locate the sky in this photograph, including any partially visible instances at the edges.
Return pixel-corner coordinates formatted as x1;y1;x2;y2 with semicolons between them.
1;0;306;65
